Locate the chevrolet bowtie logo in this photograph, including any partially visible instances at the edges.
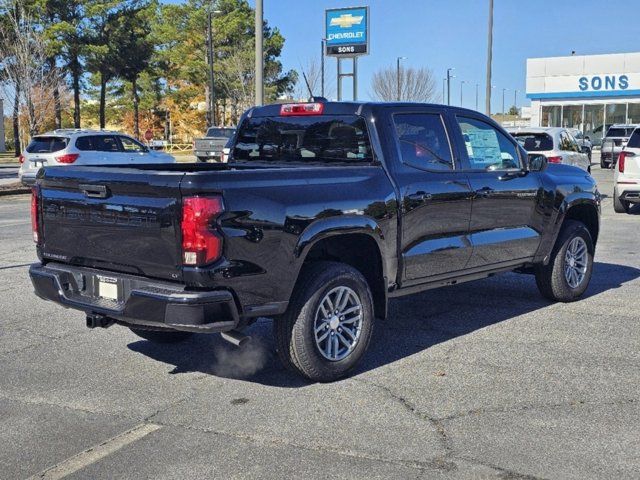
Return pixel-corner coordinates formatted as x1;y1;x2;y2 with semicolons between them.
330;14;364;29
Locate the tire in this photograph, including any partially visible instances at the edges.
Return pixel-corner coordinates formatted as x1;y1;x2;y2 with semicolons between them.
534;219;594;302
613;188;630;214
129;327;193;344
196;156;208;163
274;261;375;382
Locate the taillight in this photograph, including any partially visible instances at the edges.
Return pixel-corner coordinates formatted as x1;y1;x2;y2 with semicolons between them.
181;196;224;266
618;151;632;172
280;102;324;116
31;187;39;243
55;153;79;164
547;156;563;164
18;154;25;164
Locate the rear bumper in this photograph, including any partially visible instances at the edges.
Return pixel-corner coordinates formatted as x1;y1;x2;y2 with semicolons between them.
618;183;640;203
29;263;240;333
20;173;37;186
194;150;221;159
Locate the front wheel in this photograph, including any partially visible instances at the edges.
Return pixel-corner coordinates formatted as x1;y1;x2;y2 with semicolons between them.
274;261;375;382
535;220;594;302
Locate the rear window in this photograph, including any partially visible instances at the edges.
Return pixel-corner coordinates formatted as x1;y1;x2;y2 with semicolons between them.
232;115;373;164
627;129;640;148
206;128;235;138
606;127;635;138
26;136;69;154
512;133;554;152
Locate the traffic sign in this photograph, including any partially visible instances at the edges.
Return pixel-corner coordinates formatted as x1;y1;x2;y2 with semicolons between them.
144;129;153;141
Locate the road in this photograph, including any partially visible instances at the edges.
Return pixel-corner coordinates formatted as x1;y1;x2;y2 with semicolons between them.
0;154;638;479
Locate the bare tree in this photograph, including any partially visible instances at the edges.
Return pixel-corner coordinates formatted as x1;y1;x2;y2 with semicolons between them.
0;0;60;138
371;65;436;102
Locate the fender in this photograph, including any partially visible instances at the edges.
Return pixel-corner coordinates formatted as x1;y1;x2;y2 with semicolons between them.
295;215;386;260
536;192;600;264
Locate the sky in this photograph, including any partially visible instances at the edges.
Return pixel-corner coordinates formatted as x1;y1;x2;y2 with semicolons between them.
250;0;640;112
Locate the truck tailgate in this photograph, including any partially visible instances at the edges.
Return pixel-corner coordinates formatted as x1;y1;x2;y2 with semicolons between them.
38;166;185;281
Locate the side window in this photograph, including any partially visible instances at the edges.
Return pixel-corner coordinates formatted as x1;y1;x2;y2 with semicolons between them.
120;136;145;152
393;113;453;171
456;116;521;170
94;136;120;153
75;136;94;151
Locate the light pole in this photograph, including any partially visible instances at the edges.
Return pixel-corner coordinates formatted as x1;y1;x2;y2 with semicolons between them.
207;8;222;126
460;80;466;107
446;68;455;106
255;0;263;106
396;57;406;101
475;83;479;111
442;78;446;103
513;89;518;114
485;0;494;115
321;39;325;98
502;87;508;117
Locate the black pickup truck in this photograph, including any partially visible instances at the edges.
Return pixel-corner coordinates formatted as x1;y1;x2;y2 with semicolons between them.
29;101;600;381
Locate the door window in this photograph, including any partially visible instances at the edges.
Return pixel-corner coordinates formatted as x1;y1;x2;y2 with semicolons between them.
393;113;453;171
456;116;521;170
119;136;146;152
94;136;121;152
559;132;579;152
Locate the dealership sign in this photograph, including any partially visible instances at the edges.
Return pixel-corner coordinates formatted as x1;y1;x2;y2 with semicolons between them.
578;75;628;91
527;73;639;99
325;6;369;57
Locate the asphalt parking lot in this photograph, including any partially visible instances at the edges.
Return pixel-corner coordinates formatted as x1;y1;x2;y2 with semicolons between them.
0;153;638;479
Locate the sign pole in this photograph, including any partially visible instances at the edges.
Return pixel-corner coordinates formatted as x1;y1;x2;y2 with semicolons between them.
337;58;342;101
353;57;358;100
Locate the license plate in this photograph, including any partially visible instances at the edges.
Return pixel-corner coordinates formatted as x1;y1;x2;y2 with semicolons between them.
97;276;119;301
31;160;47;167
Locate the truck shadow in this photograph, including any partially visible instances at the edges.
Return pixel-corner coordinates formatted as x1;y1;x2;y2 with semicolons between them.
128;261;640;387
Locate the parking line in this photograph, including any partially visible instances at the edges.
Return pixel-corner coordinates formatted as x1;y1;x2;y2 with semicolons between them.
0;221;30;228
27;423;162;480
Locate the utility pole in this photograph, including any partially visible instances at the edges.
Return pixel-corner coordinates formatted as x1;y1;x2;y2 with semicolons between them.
475;83;479;111
207;9;221;126
485;0;493;115
460;80;466;107
446;69;452;106
514;89;518;113
442;79;446;104
396;57;406;101
321;39;325;98
254;0;264;106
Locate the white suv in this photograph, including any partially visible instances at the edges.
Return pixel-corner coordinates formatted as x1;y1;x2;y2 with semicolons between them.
18;129;175;186
614;127;640;213
508;127;591;173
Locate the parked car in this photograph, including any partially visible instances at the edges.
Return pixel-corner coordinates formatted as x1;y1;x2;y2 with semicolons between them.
508;127;591;172
613;127;640;213
18;129;175;186
193;127;236;162
600;124;639;169
29;101;600;382
567;128;592;161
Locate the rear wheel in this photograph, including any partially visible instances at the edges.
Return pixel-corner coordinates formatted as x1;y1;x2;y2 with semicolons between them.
129;327;193;344
535;220;594;302
613;188;630;213
274;261;375;382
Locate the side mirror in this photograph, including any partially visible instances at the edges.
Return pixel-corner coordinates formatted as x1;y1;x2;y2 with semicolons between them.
528;154;548;172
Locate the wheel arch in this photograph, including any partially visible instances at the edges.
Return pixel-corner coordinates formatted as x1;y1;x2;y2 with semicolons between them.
295;217;388;319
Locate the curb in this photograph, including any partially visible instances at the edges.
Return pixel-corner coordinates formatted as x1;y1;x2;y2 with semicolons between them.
0;187;30;197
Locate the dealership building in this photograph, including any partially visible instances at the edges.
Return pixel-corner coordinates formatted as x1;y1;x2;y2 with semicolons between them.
526;52;640;144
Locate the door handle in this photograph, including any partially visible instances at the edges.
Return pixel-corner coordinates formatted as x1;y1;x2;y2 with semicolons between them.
407;192;433;202
475;187;495;198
